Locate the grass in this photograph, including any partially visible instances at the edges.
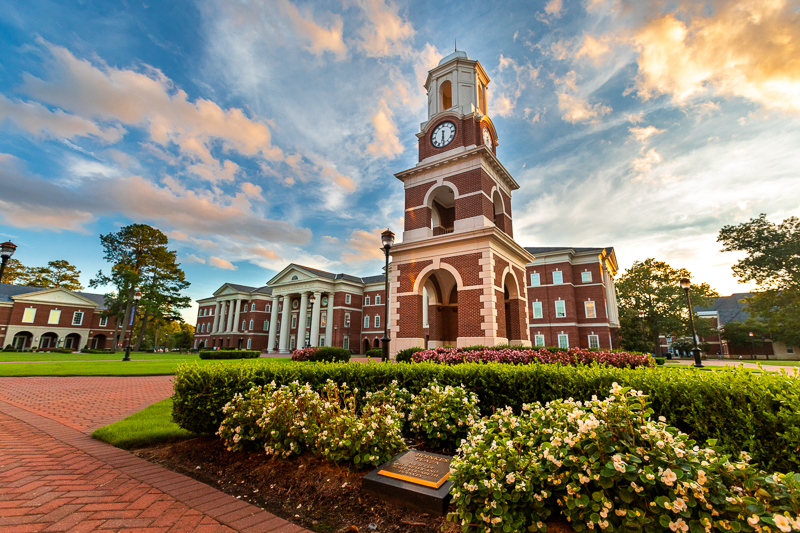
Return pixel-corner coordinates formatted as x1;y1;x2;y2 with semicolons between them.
0;357;292;376
0;351;199;362
92;397;195;449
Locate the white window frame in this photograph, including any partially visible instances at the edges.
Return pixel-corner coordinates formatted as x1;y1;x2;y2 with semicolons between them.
306;312;311;328
22;308;36;323
99;316;108;327
534;334;545;347
266;303;271;313
365;296;370;306
48;310;61;324
552;271;563;285
532;301;543;319
582;271;592;283
291;315;297;329
345;294;351;305
72;311;84;326
558;334;569;349
588;335;600;349
251;303;255;311
344;312;351;327
555;300;566;318
343;336;350;350
249;319;254;330
374;315;380;328
247;338;252;349
364;315;370;328
264;320;269;331
585;301;596;319
242;319;246;331
422;287;429;327
530;273;540;286
375;295;381;305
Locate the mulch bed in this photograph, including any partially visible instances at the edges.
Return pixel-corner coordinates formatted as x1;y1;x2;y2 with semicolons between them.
135;437;574;533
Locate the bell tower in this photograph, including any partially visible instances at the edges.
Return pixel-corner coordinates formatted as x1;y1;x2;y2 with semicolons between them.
389;50;534;355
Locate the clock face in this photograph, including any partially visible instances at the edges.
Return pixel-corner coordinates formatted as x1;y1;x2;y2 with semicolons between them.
321;296;328;306
431;121;456;148
483;126;493;148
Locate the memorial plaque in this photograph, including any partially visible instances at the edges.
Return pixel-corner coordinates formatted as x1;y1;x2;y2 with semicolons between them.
362;450;453;516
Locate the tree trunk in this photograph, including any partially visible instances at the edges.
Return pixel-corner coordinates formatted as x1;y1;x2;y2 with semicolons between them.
115;287;135;352
653;329;661;357
153;321;161;352
135;308;150;351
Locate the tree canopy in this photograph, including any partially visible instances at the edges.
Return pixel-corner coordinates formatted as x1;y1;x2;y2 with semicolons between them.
1;258;83;291
718;214;800;346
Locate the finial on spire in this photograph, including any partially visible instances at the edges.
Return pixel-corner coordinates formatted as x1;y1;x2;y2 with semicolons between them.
454;39;457;52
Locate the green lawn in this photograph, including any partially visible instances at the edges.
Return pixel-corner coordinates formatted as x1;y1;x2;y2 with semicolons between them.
0;351;198;362
0;357;292;376
92;397;195;449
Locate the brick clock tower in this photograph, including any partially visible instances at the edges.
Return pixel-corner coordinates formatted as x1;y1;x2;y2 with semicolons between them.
389;50;534;354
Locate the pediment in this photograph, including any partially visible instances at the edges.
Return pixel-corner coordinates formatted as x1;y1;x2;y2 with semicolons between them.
213;284;246;297
268;264;328;286
13;288;98;307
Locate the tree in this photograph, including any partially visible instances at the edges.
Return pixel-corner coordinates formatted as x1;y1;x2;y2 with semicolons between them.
721;319;771;359
0;259;26;284
718;214;800;347
173;323;195;353
616;259;719;355
23;260;83;291
90;224;190;352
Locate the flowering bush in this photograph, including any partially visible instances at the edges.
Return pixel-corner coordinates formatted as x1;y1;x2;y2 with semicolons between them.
407;381;479;450
216;385;273;452
291;347;317;361
449;384;800;533
291;346;350;362
412;347;652;368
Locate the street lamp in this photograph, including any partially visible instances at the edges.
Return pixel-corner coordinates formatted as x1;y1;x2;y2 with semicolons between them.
749;331;756;360
0;241;17;283
380;229;395;363
306;293;316;347
679;277;703;368
637;309;647;350
122;289;142;362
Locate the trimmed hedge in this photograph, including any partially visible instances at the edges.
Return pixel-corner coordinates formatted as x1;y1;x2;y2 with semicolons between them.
654;357;666;365
395;347;423;363
291;347;350;363
172;360;800;472
198;350;260;360
365;348;382;358
80;348;113;354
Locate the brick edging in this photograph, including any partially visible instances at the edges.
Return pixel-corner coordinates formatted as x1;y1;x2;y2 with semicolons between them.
0;399;311;533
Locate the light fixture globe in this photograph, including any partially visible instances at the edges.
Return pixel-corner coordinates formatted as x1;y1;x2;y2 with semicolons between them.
0;241;17;259
679;277;691;291
134;290;143;301
381;229;395;249
308;293;316;305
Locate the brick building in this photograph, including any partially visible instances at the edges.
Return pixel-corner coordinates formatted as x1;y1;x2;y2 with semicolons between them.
193;50;621;356
0;284;117;350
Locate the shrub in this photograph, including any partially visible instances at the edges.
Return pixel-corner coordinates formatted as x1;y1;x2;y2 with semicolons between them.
291;346;350;363
654;357;666;365
448;384;800;533
3;345;17;352
80;348;113;354
291;347;317;361
395;347;423;363
365;347;382;358
407;381;479;450
199;350;259;360
172;361;800;472
411;347;652;368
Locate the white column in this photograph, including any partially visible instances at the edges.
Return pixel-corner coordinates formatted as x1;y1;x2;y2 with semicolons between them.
309;291;322;346
233;298;243;333
279;296;291;352
226;299;235;332
212;301;222;333
267;297;280;351
325;294;334;347
218;301;226;333
297;292;309;347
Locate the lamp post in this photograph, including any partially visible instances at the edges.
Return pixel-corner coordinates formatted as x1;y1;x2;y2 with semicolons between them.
306;293;315;347
637;310;647;351
380;229;395;363
0;241;17;283
749;331;756;360
122;289;142;362
679;277;703;368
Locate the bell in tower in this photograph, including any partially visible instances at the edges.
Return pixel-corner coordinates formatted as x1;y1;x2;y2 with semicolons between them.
388;50;534;355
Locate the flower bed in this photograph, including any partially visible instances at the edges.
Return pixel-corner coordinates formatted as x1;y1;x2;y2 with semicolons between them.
291;346;350;363
199;350;260;360
412;347;653;368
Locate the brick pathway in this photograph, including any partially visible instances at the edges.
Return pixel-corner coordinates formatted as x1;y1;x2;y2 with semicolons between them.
0;377;310;532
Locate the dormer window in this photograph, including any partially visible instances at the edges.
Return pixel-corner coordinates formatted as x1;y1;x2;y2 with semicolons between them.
440;80;452;112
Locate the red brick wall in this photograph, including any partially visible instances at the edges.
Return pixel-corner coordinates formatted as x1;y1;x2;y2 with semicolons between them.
449;169;482;196
442;306;459;341
458;289;484;337
494;256;509;288
397;294;422;338
442;253;482;287
397;261;432;293
496;290;507;339
405;207;431;231
435;202;455;229
455;193;493;222
418;116;481;161
507;298;523;340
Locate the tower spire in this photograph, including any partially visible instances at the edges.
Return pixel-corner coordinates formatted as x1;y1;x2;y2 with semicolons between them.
454;39;457;52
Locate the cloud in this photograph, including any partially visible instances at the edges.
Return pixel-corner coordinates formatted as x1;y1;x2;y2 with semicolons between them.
629;125;665;143
209;256;237;270
367;98;403;158
277;0;347;59
322;236;340;244
557;93;612;123
341;227;384;262
240;182;263;199
492;55;539;117
352;0;415;57
544;0;564;18
576;35;612;62
183;254;206;264
631;147;663;173
629;0;800;112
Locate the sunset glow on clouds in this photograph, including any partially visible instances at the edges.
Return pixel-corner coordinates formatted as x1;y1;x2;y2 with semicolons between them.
1;0;799;316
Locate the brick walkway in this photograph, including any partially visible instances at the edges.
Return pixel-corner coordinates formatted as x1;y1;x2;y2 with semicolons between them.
0;377;310;532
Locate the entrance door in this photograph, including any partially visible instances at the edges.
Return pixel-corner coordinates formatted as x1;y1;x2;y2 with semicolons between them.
319;335;325;347
290;335;296;351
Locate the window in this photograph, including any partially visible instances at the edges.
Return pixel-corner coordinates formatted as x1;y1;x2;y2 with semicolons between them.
266;304;271;313
532;301;543;319
343;336;350;350
365;296;370;306
374;315;380;328
344;313;351;327
534;334;545;347
200;324;204;333
555;300;566;318
558;334;569;349
99;316;108;327
581;271;592;283
375;295;381;305
22;308;36;323
306;312;311;328
251;303;255;311
264;320;269;331
423;287;429;327
585;301;596;319
247;339;252;349
787;347;795;354
345;294;352;305
588;335;600;349
364;315;370;328
530;273;540;286
48;310;61;324
321;314;327;327
552;271;563;285
249;319;254;330
291;315;297;329
72;311;84;326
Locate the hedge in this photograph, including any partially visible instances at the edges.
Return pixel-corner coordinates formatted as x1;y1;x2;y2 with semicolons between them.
198;350;260;360
365;348;382;358
80;348;113;354
172;360;800;472
291;347;350;363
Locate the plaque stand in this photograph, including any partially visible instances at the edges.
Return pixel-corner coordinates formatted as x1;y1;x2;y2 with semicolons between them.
361;450;453;516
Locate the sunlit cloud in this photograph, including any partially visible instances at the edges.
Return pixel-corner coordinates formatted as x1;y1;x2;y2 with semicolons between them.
557;92;612;124
367;98;403;158
352;0;415;57
209;256;237;270
629;126;665;143
341;227;384;262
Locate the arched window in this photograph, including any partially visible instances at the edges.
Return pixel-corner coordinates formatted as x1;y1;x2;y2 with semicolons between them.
365;296;370;306
251;303;255;311
440;80;452;112
375;295;381;305
364;315;370;328
249;319;254;330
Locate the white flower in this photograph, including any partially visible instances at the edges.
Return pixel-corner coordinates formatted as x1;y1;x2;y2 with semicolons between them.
747;515;759;526
673;498;687;512
661;468;677;486
669;518;689;532
773;514;793;533
505;473;516;484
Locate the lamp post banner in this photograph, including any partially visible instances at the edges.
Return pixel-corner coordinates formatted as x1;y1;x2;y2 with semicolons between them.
129;306;136;326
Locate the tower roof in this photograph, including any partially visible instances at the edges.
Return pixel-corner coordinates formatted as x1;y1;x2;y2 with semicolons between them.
438;50;468;66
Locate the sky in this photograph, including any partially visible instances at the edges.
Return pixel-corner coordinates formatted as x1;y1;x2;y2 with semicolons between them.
1;0;799;322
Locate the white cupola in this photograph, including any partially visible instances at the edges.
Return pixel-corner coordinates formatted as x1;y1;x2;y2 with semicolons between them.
423;50;490;126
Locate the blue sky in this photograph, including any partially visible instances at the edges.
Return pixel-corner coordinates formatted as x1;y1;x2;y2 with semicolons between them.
1;0;799;321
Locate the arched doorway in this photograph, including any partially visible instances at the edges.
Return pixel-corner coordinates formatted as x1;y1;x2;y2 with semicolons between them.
503;271;523;343
12;331;32;351
91;334;107;350
363;338;370;354
419;268;459;347
428;186;456;236
373;338;380;348
64;333;81;350
39;332;58;349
